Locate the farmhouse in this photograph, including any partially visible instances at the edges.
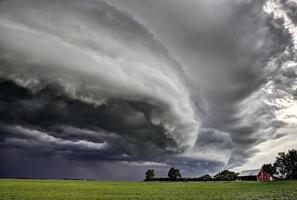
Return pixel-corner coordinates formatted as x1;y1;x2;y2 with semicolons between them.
238;169;274;181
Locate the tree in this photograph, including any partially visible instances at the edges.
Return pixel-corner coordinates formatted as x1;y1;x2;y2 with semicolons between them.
274;149;297;179
144;169;155;181
168;168;182;180
214;170;238;181
262;163;276;175
197;174;213;181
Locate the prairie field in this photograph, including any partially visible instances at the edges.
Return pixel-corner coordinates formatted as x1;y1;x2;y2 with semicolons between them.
0;179;297;200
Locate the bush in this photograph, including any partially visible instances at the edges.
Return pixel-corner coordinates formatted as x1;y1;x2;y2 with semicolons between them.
198;174;213;181
214;170;238;181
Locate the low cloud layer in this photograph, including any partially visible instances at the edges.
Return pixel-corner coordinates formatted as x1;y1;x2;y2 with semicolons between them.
0;0;296;179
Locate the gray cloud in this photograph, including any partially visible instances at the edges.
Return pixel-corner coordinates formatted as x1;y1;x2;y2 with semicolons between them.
0;79;179;160
0;0;296;179
278;0;297;25
0;0;199;149
109;0;296;167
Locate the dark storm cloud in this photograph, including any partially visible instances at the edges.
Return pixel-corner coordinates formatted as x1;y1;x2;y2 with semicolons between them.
0;79;191;179
0;0;199;148
109;0;297;168
0;79;178;159
0;0;296;179
0;0;202;179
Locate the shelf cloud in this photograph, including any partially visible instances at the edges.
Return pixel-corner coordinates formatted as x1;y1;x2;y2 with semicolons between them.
0;0;296;179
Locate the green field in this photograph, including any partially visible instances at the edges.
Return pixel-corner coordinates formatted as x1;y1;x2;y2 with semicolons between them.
0;179;297;200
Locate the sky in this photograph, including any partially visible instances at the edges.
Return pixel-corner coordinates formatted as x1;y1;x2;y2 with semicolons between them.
0;0;296;180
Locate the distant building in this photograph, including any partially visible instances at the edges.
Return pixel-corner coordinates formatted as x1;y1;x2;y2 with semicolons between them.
238;169;274;181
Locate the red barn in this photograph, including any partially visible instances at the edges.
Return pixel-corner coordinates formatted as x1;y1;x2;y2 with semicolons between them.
238;169;274;181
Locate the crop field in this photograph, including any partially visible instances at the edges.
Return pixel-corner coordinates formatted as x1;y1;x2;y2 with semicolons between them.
0;179;297;200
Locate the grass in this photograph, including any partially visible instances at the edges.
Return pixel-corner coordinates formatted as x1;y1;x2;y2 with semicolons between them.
0;179;297;200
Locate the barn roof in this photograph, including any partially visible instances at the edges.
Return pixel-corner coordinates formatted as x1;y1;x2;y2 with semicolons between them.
238;169;261;177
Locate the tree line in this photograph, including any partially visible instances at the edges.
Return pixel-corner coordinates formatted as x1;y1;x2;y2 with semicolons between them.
145;167;238;182
144;148;297;181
